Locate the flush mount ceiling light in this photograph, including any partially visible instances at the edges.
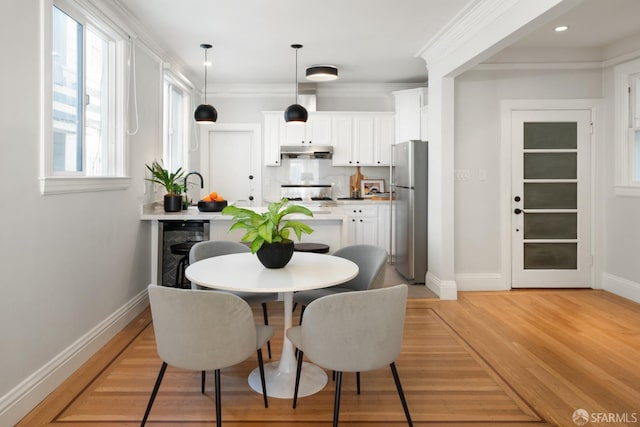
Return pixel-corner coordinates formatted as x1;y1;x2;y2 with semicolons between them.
554;25;569;32
194;43;217;124
284;44;308;123
306;65;338;82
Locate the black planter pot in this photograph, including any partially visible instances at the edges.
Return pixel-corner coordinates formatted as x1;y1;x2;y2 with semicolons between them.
163;194;183;212
256;241;295;269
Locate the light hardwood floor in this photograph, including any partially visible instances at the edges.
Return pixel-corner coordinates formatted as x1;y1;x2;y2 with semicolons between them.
17;289;640;427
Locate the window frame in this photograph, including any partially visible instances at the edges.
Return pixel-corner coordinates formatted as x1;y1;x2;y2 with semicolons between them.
162;71;193;174
614;57;640;197
41;0;130;194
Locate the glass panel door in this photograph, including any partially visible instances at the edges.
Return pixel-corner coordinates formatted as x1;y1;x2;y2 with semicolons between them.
511;110;592;288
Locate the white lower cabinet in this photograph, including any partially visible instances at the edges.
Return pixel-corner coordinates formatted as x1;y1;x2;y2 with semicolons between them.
337;204;379;246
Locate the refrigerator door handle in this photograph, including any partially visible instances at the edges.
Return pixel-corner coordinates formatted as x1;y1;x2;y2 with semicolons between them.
389;144;397;187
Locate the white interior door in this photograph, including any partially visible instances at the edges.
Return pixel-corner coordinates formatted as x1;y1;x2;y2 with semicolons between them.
202;126;261;207
511;110;592;288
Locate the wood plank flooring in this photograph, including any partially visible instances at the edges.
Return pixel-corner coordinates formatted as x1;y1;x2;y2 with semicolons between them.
17;289;640;427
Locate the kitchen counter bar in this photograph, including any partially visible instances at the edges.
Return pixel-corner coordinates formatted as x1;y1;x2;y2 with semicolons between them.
141;203;348;285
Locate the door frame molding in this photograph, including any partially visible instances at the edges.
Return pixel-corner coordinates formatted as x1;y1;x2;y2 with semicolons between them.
499;99;602;289
199;123;262;204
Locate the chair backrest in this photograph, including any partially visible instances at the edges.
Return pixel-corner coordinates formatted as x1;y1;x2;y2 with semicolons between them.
299;284;408;372
332;244;388;291
147;284;257;371
189;241;250;290
190;240;250;263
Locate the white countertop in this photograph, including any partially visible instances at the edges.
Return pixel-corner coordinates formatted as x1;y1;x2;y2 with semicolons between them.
140;203;351;221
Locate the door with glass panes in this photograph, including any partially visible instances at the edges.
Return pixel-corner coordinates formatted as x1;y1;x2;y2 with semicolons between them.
511;110;592;288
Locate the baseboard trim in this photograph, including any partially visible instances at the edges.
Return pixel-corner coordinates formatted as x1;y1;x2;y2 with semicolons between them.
456;273;507;291
602;273;640;304
426;271;458;300
0;289;149;426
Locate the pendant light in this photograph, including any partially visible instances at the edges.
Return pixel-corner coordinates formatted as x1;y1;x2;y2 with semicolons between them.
284;44;308;123
194;43;217;123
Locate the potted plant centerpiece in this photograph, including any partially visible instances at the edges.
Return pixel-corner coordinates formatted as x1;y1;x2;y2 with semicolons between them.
145;160;185;212
222;198;314;268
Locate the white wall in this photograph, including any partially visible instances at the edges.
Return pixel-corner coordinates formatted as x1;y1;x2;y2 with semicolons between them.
0;2;165;423
454;68;602;283
600;66;640;299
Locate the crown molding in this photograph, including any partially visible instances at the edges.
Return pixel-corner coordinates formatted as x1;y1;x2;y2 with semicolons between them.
473;61;603;71
207;83;426;98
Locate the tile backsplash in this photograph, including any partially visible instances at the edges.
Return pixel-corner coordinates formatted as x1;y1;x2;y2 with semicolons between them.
262;158;389;202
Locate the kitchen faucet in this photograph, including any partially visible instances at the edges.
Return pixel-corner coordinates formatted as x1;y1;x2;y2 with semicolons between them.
183;171;204;206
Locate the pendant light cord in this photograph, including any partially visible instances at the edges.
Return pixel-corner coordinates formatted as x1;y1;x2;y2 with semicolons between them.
294;47;299;103
203;47;208;104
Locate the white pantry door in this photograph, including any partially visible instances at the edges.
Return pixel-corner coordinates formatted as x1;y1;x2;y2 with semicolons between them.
511;110;592;288
202;126;261;207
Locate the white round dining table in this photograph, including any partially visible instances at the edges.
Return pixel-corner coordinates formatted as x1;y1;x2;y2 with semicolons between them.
185;251;358;399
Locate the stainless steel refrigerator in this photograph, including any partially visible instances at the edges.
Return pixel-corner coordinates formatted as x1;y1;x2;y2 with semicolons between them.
390;140;428;283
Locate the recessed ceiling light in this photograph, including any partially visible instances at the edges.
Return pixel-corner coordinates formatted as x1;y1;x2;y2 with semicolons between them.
554;25;569;32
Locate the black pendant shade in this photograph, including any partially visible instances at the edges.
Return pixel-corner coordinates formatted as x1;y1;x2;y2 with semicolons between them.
284;103;308;122
285;44;307;123
194;104;217;122
194;43;217;124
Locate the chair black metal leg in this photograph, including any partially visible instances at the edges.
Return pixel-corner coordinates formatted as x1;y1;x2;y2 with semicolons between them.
141;361;167;426
201;370;206;393
356;371;361;395
299;305;306;325
292;302;298;313
257;349;269;408
333;371;343;427
292;350;304;408
261;302;272;359
390;362;413;427
214;369;222;427
174;258;183;287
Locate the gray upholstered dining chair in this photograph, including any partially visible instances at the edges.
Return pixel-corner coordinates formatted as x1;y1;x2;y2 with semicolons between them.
293;244;388;323
190;240;278;358
142;285;274;427
287;284;412;427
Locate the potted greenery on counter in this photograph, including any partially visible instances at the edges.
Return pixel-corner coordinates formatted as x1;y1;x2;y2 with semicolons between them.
222;198;314;268
145;160;185;212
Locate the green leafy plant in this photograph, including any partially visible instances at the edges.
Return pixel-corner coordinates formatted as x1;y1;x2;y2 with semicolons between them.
145;160;185;195
222;198;314;253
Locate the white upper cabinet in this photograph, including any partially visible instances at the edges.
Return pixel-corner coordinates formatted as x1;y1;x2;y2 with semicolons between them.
374;115;395;165
263;111;394;167
331;116;353;165
331;112;395;167
393;87;427;143
281;114;332;145
263;113;281;166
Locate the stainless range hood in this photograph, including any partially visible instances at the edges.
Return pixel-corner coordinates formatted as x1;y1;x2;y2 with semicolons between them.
280;145;333;159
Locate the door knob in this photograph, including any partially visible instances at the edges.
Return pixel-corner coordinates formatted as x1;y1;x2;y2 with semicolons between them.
514;208;522;215
249;196;254;201
248;175;254;180
514;196;521;202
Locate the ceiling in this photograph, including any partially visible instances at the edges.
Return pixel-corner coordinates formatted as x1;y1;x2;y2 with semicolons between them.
113;0;640;89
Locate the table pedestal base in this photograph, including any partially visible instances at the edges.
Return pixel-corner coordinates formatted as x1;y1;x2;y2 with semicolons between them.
248;361;328;399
